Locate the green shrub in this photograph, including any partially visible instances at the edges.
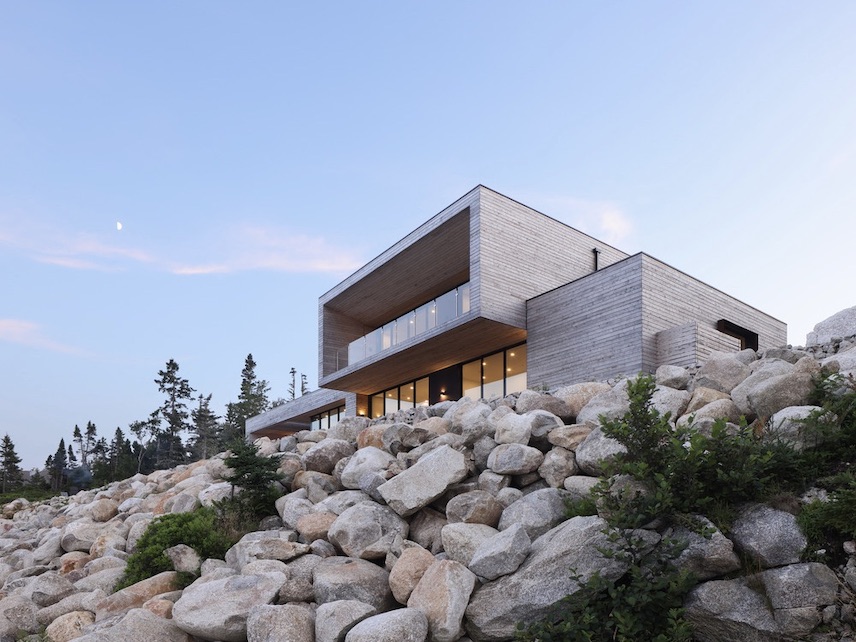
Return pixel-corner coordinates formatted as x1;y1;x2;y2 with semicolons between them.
222;439;283;522
598;375;799;529
117;507;236;589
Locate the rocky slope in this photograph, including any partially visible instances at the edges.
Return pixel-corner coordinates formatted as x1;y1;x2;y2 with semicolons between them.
3;316;856;641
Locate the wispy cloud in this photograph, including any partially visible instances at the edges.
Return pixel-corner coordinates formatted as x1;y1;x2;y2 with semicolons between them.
0;215;364;276
0;319;84;355
170;224;364;276
527;195;635;247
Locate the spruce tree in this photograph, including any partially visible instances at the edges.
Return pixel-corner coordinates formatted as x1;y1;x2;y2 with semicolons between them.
51;439;67;492
191;394;220;460
223;354;270;444
154;359;194;468
0;435;22;494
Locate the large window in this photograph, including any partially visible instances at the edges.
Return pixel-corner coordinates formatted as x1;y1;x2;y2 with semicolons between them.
369;343;527;417
310;405;345;431
343;282;471;370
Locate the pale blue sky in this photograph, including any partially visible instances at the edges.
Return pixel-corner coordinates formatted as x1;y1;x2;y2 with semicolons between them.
2;2;855;468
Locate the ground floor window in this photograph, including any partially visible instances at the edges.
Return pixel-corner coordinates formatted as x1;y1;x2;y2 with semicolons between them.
310;405;345;431
369;343;526;417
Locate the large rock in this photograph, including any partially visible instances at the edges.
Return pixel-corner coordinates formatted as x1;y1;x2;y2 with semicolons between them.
60;520;104;553
172;572;284;642
729;504;807;568
389;546;436;604
514;392;571;421
328;502;408;559
74;607;194;642
747;372;814;419
693;355;751;393
441;523;498;566
408;560;476;642
95;571;181;621
768;405;829;451
315;600;376;642
377;445;468;517
574;426;626;476
807;305;856;345
546;424;592;451
468;523;531;580
247;604;314;642
655;365;691;390
340;447;397;490
313;557;394;611
44;610;95;642
464;516;629;640
487;444;544;475
344;608;428;642
445;491;503;527
575;383;630;426
553;382;612;418
666;517;740;581
730;360;795;416
686;563;838;641
538;447;578;488
302;439;356;475
497;488;569;540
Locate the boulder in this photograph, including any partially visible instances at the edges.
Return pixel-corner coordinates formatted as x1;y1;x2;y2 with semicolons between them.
693;355;751;393
247;604;314;642
767;405;829;451
315;600;376;642
313;557;394;611
172;572;284;642
44;610;95;642
650;386;691;420
468;523;531;580
655;365;691;390
445;491;503;527
389;546;436;604
441;523;498;566
553;382;612;418
340;447;397;490
74;607;194;642
685;386;731;415
729;504;807;568
408;560;476;642
302;439;356;475
497;488;570;540
730;359;795;415
574;426;626;476
807;305;856;345
546;424;592;451
747;372;814;419
95;571;181;621
575;383;630;426
666;517;741;581
538;447;578;488
464;516;629;640
514;391;572;420
344;608;428;642
328;502;408;560
486;444;544;475
377;446;468;517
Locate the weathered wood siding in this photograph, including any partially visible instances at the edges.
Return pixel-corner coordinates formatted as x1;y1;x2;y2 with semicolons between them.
656;322;740;368
639;254;787;371
527;256;646;389
478;188;629;329
528;253;787;389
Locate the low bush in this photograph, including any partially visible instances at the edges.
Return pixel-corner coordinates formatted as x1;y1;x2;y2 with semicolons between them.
117;507;236;589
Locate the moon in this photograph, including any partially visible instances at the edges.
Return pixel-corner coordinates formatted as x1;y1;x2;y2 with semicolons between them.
116;221;123;231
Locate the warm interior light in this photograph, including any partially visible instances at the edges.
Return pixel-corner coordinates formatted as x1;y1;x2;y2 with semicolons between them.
507;368;512;372
509;352;515;357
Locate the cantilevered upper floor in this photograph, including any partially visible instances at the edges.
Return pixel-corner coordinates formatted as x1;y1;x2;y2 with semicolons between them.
317;185;628;395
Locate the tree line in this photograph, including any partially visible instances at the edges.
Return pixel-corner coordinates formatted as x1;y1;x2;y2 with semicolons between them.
0;354;309;497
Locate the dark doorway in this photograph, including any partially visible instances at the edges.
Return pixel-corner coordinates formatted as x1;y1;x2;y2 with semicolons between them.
429;364;462;404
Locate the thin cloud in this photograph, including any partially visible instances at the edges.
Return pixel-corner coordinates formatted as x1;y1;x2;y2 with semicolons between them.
526;194;635;247
170;225;365;275
1;215;364;276
0;319;84;355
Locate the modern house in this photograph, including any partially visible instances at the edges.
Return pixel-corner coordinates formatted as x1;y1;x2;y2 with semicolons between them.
246;186;786;439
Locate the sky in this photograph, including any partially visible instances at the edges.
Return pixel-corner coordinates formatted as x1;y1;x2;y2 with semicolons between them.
2;2;855;469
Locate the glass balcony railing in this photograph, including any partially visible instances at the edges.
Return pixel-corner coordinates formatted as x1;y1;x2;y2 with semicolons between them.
336;282;471;371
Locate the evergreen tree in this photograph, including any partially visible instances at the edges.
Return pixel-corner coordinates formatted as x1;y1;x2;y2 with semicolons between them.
50;439;67;492
154;359;194;468
288;367;297;400
67;444;78;469
130;411;161;474
300;373;309;396
84;421;98;466
72;424;84;466
191;394;220;460
0;434;22;494
223;354;270;444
